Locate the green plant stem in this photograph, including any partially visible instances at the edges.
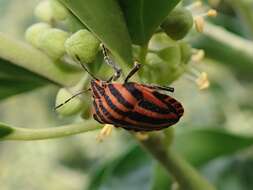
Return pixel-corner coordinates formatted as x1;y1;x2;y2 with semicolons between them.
139;44;148;64
0;120;102;141
226;0;253;38
138;132;216;190
193;22;253;79
203;22;253;57
0;32;83;86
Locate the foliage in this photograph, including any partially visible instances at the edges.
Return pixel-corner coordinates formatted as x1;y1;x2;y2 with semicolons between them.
1;0;253;190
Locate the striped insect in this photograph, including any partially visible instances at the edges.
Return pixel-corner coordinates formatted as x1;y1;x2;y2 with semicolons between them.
56;45;184;131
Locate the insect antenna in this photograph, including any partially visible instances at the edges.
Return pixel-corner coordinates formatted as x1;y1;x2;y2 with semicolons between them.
54;89;91;110
75;55;99;81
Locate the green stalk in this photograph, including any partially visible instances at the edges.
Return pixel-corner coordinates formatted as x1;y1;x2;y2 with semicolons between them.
138;132;216;190
0;120;102;141
204;22;253;57
226;0;253;38
139;44;148;64
193;22;253;79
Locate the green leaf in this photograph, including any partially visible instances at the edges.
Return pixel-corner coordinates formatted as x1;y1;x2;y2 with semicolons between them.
118;0;181;45
88;145;153;190
173;127;253;166
59;0;133;66
203;157;253;190
0;58;48;100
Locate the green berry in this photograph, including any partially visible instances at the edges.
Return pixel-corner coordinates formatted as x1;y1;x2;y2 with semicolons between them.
39;28;69;60
25;22;51;47
179;42;192;64
50;0;69;21
161;8;193;40
65;29;100;63
34;0;53;23
55;88;83;116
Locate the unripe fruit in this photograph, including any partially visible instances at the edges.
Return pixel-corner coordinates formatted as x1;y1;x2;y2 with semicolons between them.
179;42;192;64
39;28;69;60
157;45;181;65
50;0;69;21
55;88;83;116
65;29;100;63
25;23;51;47
161;8;193;40
34;0;53;23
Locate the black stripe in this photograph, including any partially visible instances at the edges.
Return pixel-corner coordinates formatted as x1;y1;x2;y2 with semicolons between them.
138;100;172;114
152;91;178;113
92;85;100;98
152;91;168;100
93;114;103;124
92;81;105;96
103;92;130;116
127;111;178;125
123;83;143;100
120;125;167;132
117;124;152;131
93;100;107;124
97;98;130;126
108;84;134;109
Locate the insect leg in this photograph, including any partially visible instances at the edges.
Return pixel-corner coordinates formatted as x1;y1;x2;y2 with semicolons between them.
124;61;142;83
54;89;90;110
144;84;174;92
101;44;122;81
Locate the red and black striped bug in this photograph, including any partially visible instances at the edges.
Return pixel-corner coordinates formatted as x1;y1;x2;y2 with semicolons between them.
56;45;184;131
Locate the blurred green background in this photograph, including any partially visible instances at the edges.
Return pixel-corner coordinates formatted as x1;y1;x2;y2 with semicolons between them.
1;0;253;190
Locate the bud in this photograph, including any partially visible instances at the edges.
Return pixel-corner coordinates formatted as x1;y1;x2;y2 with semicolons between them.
195;72;210;90
55;88;83;116
194;16;205;33
135;132;149;141
34;0;53;23
161;8;193;40
65;29;100;63
191;49;205;63
179;42;192;64
50;0;69;21
39;28;69;60
25;22;51;47
96;124;113;142
193;9;217;33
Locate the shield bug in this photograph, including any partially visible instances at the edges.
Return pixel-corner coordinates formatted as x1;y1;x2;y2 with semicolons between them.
56;45;184;131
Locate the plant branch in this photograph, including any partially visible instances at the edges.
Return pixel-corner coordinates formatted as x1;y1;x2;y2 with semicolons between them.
139;44;148;64
0;120;102;141
0;32;83;87
138;132;216;190
192;22;253;79
203;22;253;57
226;0;253;38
